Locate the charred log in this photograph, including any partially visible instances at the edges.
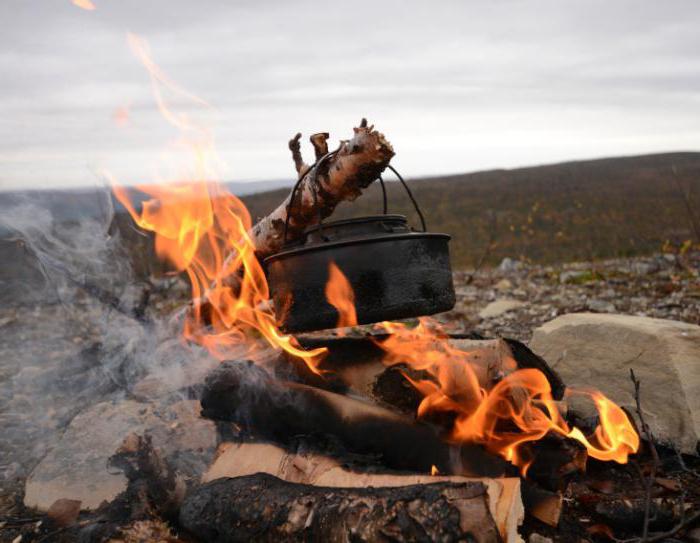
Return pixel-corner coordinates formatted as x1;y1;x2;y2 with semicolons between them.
180;473;501;543
203;441;524;543
200;361;509;477
60;434;183;542
503;338;566;400
525;433;588;491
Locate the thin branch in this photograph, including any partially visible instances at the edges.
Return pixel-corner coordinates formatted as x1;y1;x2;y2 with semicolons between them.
288;132;308;176
630;369;660;468
630;368;660;541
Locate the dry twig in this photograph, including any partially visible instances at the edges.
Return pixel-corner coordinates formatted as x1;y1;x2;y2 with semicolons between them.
629;369;660;541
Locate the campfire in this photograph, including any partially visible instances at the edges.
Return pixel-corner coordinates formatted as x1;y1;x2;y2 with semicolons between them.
92;36;647;542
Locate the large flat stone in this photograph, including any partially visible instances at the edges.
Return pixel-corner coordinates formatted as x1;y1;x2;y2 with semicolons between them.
24;398;217;511
530;313;700;454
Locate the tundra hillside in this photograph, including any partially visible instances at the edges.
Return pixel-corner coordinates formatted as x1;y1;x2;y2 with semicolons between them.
243;152;700;267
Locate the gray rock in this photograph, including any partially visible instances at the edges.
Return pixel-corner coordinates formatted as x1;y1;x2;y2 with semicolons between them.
479;299;525;319
530;313;700;454
24;399;217;511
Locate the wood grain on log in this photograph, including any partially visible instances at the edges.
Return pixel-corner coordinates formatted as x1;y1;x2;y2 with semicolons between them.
180;474;501;543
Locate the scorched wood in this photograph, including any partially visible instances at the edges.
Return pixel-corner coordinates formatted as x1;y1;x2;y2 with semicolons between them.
199;360;509;477
283;336;520;408
180;473;501;543
203;441;524;543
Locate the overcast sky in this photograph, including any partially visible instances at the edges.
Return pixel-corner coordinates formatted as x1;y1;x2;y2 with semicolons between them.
1;0;699;190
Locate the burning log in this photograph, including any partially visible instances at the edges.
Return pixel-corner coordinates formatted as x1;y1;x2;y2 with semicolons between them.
251;119;394;259
202;441;524;543
285;336;520;406
180;474;502;543
200;360;509;477
502;338;565;400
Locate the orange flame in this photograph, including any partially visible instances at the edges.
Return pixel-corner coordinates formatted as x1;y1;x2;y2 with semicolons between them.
72;0;95;10
325;262;358;331
375;319;639;474
113;31;638;477
108;34;325;371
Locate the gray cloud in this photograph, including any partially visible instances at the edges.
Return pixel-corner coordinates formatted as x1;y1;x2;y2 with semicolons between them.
0;0;699;189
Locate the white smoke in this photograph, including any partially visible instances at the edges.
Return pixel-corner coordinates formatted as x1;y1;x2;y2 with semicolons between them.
0;188;214;485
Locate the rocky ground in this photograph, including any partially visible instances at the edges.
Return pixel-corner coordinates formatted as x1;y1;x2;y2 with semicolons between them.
0;250;698;541
441;250;700;342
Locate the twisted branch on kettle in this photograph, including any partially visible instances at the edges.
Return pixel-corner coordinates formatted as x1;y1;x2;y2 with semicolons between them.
250;118;395;260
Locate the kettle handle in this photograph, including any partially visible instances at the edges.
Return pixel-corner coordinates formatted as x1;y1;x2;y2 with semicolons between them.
282;156;427;246
381;165;427;233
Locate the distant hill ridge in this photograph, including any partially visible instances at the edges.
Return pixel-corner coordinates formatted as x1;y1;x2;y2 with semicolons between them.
1;152;698;267
241;152;700;266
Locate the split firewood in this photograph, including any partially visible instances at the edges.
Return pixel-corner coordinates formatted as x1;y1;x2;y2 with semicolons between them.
250;118;394;259
180;473;502;543
275;337;581;491
203;441;524;543
199;360;509;477
521;480;564;527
